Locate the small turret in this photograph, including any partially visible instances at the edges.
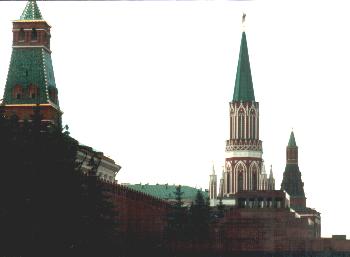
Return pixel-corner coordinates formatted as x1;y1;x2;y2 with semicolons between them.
268;165;275;190
260;162;268;190
209;164;217;200
219;167;225;198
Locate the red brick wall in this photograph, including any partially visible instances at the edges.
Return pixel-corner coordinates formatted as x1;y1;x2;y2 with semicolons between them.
99;180;169;241
4;105;60;125
214;207;350;254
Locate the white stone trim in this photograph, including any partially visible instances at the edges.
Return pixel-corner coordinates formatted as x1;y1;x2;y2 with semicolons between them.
13;45;51;53
225;150;262;158
13;28;47;31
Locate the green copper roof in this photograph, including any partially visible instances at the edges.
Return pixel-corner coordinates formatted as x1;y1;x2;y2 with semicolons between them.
281;164;305;197
126;184;208;201
288;131;297;147
233;32;255;102
3;48;57;105
20;0;43;21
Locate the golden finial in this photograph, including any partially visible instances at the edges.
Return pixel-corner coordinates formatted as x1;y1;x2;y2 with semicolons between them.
242;13;246;31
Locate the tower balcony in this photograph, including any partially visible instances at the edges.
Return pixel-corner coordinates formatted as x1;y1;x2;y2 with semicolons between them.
225;139;262;152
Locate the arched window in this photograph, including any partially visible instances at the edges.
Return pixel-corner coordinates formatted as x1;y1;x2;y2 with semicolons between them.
13;85;23;99
250;109;256;139
31;28;38;41
19;28;25;41
238;108;245;139
250;163;258;190
238;172;243;192
237;163;245;191
227;172;231;194
252;172;257;191
28;85;38;99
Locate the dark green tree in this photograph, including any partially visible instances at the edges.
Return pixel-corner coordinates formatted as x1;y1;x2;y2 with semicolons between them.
188;190;211;242
79;153;119;257
0;108;118;257
167;185;188;236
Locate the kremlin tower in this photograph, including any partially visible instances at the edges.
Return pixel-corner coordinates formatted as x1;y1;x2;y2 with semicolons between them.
208;15;321;238
0;0;120;182
281;131;307;210
2;0;61;126
209;17;274;201
280;131;321;237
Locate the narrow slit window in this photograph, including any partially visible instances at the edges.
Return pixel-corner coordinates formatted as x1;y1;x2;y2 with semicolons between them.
31;28;38;41
19;28;25;41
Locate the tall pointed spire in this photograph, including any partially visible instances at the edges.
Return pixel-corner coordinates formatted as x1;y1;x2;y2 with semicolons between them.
20;0;43;21
232;14;255;102
288;131;297;147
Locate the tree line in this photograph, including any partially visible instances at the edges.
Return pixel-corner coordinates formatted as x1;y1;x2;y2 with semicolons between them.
0;107;225;257
165;185;223;249
0;108;118;257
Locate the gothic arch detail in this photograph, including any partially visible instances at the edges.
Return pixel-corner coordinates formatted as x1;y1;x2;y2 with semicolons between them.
234;161;247;192
249;161;259;191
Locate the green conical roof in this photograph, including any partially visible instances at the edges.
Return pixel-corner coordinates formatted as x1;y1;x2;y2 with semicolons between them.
20;0;43;20
281;164;305;197
288;131;297;147
232;32;255;102
3;48;57;105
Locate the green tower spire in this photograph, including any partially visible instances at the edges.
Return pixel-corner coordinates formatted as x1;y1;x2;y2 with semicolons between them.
20;0;43;21
232;31;255;102
288;131;297;147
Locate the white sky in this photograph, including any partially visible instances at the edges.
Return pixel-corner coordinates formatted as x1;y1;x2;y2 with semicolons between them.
0;0;349;237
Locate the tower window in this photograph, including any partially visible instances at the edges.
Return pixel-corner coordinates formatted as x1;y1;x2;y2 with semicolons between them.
13;85;23;100
19;28;25;41
252;172;257;191
31;28;38;41
238;172;243;192
28;85;38;100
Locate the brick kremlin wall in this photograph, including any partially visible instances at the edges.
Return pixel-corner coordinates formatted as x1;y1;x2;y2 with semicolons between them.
97;178;170;242
94;179;350;256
